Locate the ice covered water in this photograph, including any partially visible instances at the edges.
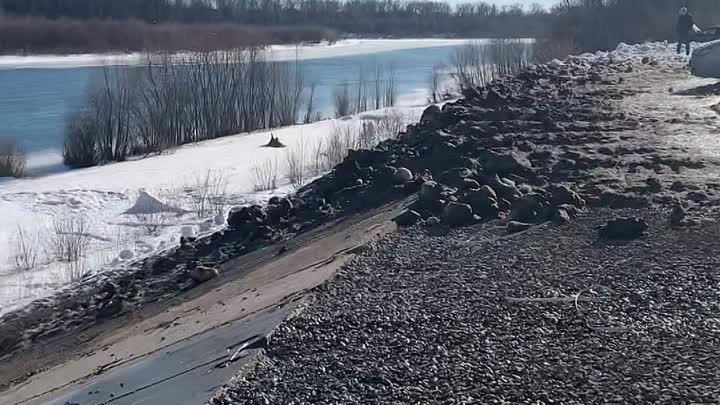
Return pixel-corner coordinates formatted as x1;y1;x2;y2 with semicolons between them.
0;40;466;173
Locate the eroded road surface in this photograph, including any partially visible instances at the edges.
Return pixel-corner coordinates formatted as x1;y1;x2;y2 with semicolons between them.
0;202;405;405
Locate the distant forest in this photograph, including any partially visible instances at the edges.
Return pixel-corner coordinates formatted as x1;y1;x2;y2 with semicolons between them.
0;0;551;46
4;0;720;55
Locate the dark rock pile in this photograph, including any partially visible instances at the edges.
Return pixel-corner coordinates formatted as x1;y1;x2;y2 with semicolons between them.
0;56;702;367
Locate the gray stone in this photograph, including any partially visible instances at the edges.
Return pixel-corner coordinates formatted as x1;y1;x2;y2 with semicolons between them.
189;266;220;283
507;221;534;233
437;167;476;189
511;193;548;223
599;217;648;240
441;202;474;227
669;205;686;226
394;210;422;227
394;167;414;184
419;181;443;203
550;185;585;208
463;186;500;218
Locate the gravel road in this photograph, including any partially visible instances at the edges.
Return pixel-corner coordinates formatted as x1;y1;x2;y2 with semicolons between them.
220;208;720;404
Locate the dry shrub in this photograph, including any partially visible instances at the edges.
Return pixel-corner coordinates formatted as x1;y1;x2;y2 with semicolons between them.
251;159;279;192
188;170;229;218
63;111;99;169
14;225;40;271
324;126;359;168
0;138;26;178
452;39;533;91
51;216;90;263
285;143;309;189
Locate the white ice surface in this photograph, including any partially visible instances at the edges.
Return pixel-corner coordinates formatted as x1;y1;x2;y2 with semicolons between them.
0;38;470;70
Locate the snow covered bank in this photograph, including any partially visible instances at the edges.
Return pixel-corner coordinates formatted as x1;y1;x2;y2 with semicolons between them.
573;40;693;64
0;39;470;70
0;98;428;315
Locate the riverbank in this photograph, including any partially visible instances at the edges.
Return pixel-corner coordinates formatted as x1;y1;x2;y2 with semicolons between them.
0;105;422;316
2;41;720;403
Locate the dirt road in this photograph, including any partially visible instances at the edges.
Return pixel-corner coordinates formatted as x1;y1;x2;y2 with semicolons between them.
0;200;408;405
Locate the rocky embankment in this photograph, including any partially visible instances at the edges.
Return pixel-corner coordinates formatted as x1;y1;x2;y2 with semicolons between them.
214;57;720;403
2;54;719;394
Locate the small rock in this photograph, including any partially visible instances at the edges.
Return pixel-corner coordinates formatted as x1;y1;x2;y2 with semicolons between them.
550;185;585;208
419;181;443;203
437;167;476;189
489;175;522;202
441;202;474;227
189;266;220;284
645;177;662;193
687;191;708;203
425;216;450;236
599;217;648;240
669;205;686;226
96;299;124;319
641;56;650;64
479;150;532;175
426;216;441;227
511;193;548;223
463;186;500;218
393;167;413;184
507;221;533;233
670;181;687;192
552;207;572;225
462;178;481;190
420;105;443;128
393;210;421;227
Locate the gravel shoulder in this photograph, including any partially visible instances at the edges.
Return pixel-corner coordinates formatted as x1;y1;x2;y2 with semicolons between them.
217;59;720;403
222;207;720;404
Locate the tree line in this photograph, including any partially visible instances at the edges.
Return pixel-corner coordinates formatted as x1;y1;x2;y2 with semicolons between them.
1;0;551;38
550;0;720;52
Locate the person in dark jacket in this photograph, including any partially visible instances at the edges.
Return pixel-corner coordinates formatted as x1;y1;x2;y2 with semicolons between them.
677;7;694;55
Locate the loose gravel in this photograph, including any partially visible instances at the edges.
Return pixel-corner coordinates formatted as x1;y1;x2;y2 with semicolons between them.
220;208;720;404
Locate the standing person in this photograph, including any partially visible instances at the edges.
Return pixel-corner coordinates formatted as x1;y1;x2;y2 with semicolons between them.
677;7;695;56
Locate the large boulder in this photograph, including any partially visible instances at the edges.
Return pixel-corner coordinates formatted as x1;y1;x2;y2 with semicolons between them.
690;41;720;79
441;202;475;227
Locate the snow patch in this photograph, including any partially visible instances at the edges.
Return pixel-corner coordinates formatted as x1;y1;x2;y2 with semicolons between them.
122;191;188;216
